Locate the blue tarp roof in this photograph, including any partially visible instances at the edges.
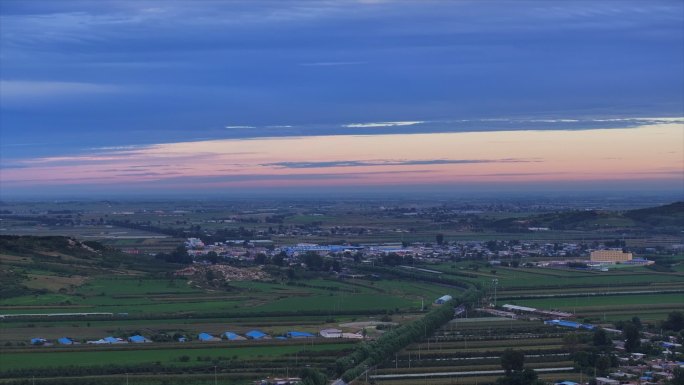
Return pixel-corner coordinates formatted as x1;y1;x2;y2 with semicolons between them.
287;331;315;338
224;332;242;340
198;332;215;341
128;335;146;342
103;336;119;343
546;319;594;330
57;337;73;344
245;330;267;339
31;338;46;344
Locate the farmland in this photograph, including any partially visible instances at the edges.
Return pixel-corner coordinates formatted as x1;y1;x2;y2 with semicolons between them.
370;318;581;385
0;199;683;384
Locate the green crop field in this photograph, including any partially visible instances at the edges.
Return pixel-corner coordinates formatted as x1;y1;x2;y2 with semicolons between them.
0;343;353;371
510;292;684;309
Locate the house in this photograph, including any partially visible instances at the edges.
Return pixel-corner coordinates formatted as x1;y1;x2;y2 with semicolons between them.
555;381;579;385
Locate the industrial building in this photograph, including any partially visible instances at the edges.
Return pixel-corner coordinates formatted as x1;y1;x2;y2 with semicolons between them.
590;249;633;263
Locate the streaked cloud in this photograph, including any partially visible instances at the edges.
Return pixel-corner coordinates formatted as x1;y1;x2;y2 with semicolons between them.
0;80;120;106
299;61;366;67
264;158;539;169
342;121;425;128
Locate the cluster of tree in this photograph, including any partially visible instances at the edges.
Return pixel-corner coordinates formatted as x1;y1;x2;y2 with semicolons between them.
572;350;617;376
1;235;87;256
249;251;274;264
299;368;328;385
662;311;684;332
614;317;642;352
381;252;413;266
295;251;341;272
154;245;192;264
496;349;544;385
567;261;589;268
336;295;479;382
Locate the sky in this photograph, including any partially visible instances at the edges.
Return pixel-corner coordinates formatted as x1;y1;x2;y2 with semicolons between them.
0;0;683;198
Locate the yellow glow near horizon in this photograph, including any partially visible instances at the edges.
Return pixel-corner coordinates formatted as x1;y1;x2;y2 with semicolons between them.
2;123;683;189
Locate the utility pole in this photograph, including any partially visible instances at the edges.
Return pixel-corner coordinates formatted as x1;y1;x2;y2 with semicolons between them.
492;279;498;307
214;365;217;385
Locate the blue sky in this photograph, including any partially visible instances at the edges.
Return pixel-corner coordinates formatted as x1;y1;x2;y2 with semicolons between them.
0;1;683;197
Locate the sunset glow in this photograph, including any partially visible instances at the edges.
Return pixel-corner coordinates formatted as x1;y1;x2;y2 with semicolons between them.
2;122;681;194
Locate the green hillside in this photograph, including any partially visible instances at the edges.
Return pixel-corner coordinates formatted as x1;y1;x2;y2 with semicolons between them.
0;235;167;299
489;201;683;232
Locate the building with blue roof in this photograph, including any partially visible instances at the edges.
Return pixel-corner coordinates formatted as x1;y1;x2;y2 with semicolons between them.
286;331;315;338
57;337;73;345
245;330;269;339
545;319;595;330
102;337;126;344
198;332;220;342
30;338;47;345
223;331;246;341
128;335;150;343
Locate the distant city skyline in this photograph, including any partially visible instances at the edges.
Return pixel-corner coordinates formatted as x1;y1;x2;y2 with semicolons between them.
1;1;683;197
